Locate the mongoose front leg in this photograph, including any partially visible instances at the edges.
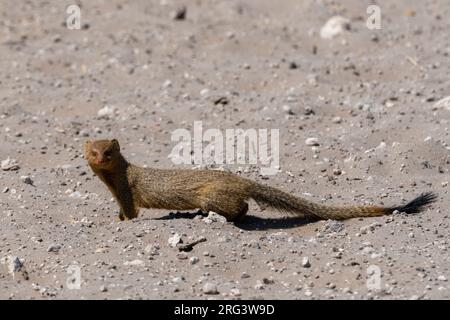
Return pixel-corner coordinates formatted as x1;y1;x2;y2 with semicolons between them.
116;184;138;220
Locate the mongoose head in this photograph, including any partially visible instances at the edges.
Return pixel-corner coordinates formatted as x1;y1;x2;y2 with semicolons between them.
84;139;122;170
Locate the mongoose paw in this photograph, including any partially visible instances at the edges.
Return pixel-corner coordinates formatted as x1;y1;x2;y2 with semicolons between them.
117;214;125;222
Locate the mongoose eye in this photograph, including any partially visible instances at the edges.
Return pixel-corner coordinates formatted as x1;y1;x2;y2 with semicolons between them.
104;150;112;158
91;151;98;157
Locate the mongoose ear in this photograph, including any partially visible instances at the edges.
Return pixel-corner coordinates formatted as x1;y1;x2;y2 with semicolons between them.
111;139;120;151
84;140;93;158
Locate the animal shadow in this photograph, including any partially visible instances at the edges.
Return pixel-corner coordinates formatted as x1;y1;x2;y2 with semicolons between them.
154;210;316;230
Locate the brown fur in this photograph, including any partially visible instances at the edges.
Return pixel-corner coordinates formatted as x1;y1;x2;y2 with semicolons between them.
84;139;437;222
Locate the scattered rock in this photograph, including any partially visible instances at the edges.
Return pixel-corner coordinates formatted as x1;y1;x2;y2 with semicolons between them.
176;252;188;260
304;106;315;115
171;6;187;20
305;137;319;146
168;233;182;247
47;244;62;253
254;280;265;290
320;16;351;39
213;96;229;105
1;255;28;280
282;105;294;115
262;277;274;285
360;222;382;234
230;288;241;296
189;256;199;265
433;96;450;111
20;176;33;185
145;244;160;256
301;257;311;268
200;88;210;97
162;79;173;89
332;116;342;124
203;211;227;224
1;157;20;171
97;105;117;118
202;282;218;295
123;259;144;266
321;220;345;233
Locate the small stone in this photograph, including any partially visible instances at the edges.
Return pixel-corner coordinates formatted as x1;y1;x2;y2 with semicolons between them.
241;272;251;279
304;106;315;115
254;280;264;290
1;157;20;171
97;105;116;118
47;244;62;253
68;191;82;198
79;129;90;137
305;137;319;146
282;105;294;115
172;276;185;283
177;252;188;260
322;220;345;233
200;88;210;97
302;257;311;268
332;116;342;124
437;275;447;281
202;282;218;295
2;256;24;275
171;6;186;20
80;217;94;227
433;96;450;111
343;287;352;294
376;142;387;150
320;16;351;39
202;217;213;224
362;246;374;255
189;256;199;265
168;233;182;247
123;259;144;266
99;285;107;292
20;176;33;185
162;80;172;89
203;211;227;224
230;288;241;296
289;61;298;69
145;244;160;256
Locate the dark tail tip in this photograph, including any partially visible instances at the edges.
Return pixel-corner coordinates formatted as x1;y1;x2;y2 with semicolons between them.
390;192;438;214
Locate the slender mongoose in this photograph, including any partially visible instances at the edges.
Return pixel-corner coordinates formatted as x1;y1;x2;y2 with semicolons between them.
84;139;437;222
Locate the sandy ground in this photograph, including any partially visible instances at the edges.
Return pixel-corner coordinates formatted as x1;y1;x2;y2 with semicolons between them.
0;0;449;300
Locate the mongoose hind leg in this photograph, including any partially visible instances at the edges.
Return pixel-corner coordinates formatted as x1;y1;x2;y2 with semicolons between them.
230;202;249;222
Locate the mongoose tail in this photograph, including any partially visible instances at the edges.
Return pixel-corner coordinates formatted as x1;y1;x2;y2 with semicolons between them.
250;185;437;220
